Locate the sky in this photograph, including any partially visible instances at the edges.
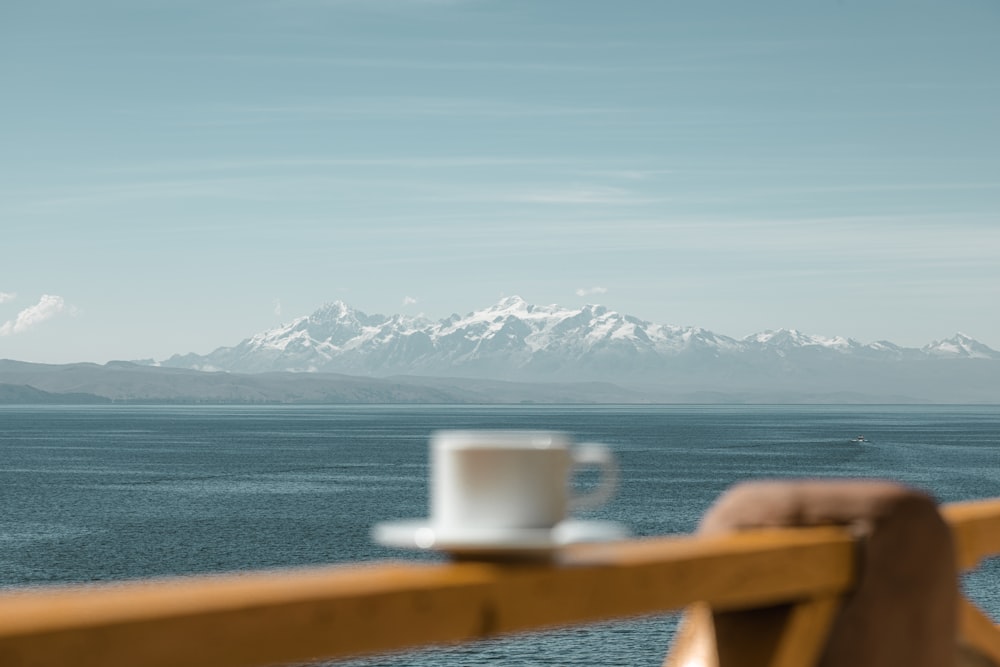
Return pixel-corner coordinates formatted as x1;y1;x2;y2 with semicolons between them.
3;0;999;364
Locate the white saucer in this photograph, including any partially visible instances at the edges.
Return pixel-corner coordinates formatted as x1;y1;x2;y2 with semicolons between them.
371;519;629;558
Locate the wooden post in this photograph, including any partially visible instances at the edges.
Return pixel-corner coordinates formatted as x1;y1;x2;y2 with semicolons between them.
959;599;1000;667
713;596;841;667
665;596;841;667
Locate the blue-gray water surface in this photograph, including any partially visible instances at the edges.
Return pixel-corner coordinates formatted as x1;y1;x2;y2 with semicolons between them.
2;404;999;666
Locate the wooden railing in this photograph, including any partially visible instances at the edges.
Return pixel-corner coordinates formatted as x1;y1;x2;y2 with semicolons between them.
2;498;1000;667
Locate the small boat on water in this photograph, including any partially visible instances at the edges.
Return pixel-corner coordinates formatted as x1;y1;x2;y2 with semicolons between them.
851;435;869;443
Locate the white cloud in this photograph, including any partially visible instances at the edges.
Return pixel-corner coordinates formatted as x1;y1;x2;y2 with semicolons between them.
0;295;67;336
403;296;418;306
273;298;283;316
575;287;608;297
0;292;15;304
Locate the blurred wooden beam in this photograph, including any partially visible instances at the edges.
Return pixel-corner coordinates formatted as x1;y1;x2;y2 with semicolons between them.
2;496;998;667
0;527;854;667
942;498;1000;570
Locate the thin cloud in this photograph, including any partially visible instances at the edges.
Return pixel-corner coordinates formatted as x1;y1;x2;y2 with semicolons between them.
403;296;418;306
223;98;632;120
276;0;476;7
576;287;609;297
273;298;283;316
434;186;662;206
104;156;571;175
0;295;67;336
218;54;637;74
511;188;643;205
0;292;15;304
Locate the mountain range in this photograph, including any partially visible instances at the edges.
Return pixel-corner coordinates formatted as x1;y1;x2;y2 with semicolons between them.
158;296;1000;378
2;297;997;404
139;296;1000;403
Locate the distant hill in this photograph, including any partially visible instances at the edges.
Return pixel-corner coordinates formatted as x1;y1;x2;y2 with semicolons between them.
0;382;110;404
0;360;647;405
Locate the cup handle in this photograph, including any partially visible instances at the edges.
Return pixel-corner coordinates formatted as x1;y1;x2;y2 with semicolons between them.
569;443;618;510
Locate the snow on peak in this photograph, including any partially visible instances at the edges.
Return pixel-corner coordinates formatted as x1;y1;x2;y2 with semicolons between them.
748;329;812;346
745;329;858;351
493;295;529;310
922;333;1000;359
315;300;352;317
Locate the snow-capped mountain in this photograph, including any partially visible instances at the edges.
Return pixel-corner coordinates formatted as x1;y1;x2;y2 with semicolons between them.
158;297;1000;385
922;333;1000;360
162;296;736;377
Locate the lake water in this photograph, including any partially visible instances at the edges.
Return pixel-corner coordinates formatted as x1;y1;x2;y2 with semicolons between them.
2;404;999;666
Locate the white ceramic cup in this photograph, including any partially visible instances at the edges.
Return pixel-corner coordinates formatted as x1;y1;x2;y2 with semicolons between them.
430;430;618;535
